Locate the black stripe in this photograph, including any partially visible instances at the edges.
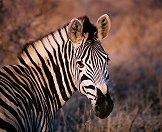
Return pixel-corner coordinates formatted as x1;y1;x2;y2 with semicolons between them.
40;44;61;111
0;75;30;105
81;46;90;60
82;87;87;94
0;99;26;131
33;48;57;112
84;85;95;90
64;40;77;92
0;70;32;105
1;68;37;130
106;74;109;80
88;98;94;100
43;38;61;109
68;41;71;59
38;39;62;108
87;92;96;98
23;47;53;111
18;64;47;115
86;71;94;81
64;26;68;38
86;64;93;75
50;35;70;101
58;29;65;44
0;118;17;132
58;29;65;52
81;74;90;82
2;67;38;110
84;47;91;64
0;82;19;106
0;79;32;131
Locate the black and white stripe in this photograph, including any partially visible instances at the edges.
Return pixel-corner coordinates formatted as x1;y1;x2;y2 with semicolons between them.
0;14;112;131
0;25;77;131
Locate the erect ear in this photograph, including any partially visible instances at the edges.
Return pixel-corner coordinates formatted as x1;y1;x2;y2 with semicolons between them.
68;18;83;44
96;14;111;40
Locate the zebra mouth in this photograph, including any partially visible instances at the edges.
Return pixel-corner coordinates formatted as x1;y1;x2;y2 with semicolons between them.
94;89;114;119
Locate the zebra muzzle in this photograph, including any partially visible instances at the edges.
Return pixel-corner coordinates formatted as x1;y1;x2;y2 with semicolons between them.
94;88;114;119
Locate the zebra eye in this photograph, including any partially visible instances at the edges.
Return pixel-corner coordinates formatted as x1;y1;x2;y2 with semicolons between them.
76;61;84;68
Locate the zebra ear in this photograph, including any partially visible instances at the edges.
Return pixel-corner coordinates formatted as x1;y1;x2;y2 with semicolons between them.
96;14;111;40
68;18;83;44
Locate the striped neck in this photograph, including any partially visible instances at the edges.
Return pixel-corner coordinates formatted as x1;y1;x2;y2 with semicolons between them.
18;25;77;109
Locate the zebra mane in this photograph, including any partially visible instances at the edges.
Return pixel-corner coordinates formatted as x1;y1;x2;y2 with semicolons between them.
17;23;68;66
18;24;67;54
78;16;97;40
17;16;97;66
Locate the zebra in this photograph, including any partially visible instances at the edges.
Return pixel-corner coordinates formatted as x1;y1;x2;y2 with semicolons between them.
0;14;114;131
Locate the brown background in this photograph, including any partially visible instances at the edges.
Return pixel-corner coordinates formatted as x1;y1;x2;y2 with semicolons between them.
0;0;162;131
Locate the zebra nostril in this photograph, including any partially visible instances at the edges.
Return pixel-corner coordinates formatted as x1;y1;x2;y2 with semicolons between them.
94;88;113;118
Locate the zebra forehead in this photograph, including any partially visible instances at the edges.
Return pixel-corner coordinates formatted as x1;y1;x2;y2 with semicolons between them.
76;41;108;58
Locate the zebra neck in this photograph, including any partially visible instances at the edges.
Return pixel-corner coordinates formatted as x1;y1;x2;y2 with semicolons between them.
18;26;77;109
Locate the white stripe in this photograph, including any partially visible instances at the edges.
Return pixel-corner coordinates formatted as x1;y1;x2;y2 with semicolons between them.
53;31;63;47
60;28;68;42
48;34;58;51
34;40;48;59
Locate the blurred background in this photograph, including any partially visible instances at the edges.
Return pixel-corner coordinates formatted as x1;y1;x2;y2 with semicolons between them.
0;0;162;131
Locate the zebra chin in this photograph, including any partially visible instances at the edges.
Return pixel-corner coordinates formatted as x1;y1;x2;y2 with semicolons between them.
94;89;114;119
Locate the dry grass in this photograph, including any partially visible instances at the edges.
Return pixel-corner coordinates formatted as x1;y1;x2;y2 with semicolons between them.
0;0;162;131
53;69;162;131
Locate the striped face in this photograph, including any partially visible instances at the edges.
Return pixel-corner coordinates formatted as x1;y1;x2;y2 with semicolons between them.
68;14;113;119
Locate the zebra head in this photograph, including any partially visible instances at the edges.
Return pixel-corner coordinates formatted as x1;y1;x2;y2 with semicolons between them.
68;14;113;119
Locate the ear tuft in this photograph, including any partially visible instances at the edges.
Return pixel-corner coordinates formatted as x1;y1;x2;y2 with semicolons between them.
68;18;83;44
96;14;111;40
